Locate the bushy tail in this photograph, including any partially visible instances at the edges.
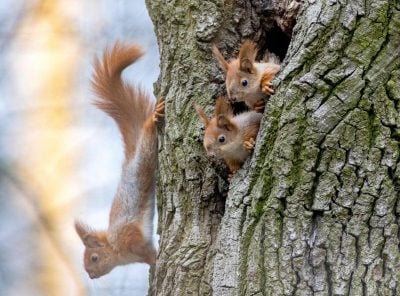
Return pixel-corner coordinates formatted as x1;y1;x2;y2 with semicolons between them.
92;42;155;159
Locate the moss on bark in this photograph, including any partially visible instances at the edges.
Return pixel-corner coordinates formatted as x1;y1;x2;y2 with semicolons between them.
147;0;400;295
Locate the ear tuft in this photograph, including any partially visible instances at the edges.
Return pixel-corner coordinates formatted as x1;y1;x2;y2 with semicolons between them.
195;104;210;127
74;221;106;248
75;221;89;240
212;45;229;73
85;234;106;248
239;40;257;74
217;114;234;131
214;97;233;117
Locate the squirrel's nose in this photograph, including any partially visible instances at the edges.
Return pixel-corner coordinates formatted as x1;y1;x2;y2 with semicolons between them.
87;270;98;279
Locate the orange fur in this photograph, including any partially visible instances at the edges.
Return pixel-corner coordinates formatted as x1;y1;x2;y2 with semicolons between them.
213;96;233;117
212;40;281;110
194;104;210;127
225;159;242;174
195;97;262;179
238;40;257;74
212;45;229;72
92;41;154;159
76;42;164;279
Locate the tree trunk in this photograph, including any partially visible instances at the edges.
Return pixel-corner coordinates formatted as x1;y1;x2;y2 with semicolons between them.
146;0;400;295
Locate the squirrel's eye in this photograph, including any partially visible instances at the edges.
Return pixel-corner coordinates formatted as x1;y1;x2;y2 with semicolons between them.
91;254;98;262
218;135;225;143
241;79;248;87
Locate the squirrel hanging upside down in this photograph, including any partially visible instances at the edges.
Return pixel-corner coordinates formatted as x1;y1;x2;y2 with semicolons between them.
75;42;164;279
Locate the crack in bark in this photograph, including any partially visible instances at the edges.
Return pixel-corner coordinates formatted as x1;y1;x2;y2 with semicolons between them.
148;0;400;294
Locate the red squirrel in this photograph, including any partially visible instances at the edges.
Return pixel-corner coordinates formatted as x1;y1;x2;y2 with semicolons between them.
75;42;165;279
212;40;280;111
195;97;262;177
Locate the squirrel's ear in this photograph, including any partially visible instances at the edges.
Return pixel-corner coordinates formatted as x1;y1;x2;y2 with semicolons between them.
217;114;235;131
195;104;210;127
75;221;89;240
239;40;257;74
214;97;232;116
75;221;106;248
212;45;229;73
84;234;106;248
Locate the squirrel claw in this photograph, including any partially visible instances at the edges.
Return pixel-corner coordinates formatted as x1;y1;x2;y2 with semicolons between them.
261;76;275;95
261;85;274;95
243;138;256;151
153;98;165;122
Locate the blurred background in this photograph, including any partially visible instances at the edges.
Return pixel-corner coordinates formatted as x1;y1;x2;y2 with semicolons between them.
0;0;159;295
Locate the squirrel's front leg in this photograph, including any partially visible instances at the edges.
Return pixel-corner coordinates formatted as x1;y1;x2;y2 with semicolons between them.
260;74;275;95
253;100;265;113
226;160;241;182
243;137;256;152
143;97;165;134
153;97;165;123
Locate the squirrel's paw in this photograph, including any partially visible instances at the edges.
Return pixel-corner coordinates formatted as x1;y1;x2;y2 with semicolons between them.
253;100;265;113
243;138;256;152
261;72;275;95
153;98;165;122
227;168;239;182
261;80;274;95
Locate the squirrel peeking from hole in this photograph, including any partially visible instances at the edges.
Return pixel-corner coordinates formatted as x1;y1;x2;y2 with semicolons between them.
195;40;281;180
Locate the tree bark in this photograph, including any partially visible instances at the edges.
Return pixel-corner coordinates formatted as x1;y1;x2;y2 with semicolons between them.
146;0;400;295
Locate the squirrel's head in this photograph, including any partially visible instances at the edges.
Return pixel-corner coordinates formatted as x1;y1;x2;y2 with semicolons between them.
213;41;261;103
195;97;239;159
75;221;117;279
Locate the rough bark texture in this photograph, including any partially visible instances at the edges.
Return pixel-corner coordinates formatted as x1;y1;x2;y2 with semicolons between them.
147;0;400;295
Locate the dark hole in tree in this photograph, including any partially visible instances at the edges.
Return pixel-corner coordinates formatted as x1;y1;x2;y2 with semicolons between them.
229;24;292;116
259;24;291;62
231;101;250;115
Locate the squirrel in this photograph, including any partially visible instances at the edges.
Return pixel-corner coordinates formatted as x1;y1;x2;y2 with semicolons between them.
195;97;262;177
75;42;165;279
212;40;280;112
